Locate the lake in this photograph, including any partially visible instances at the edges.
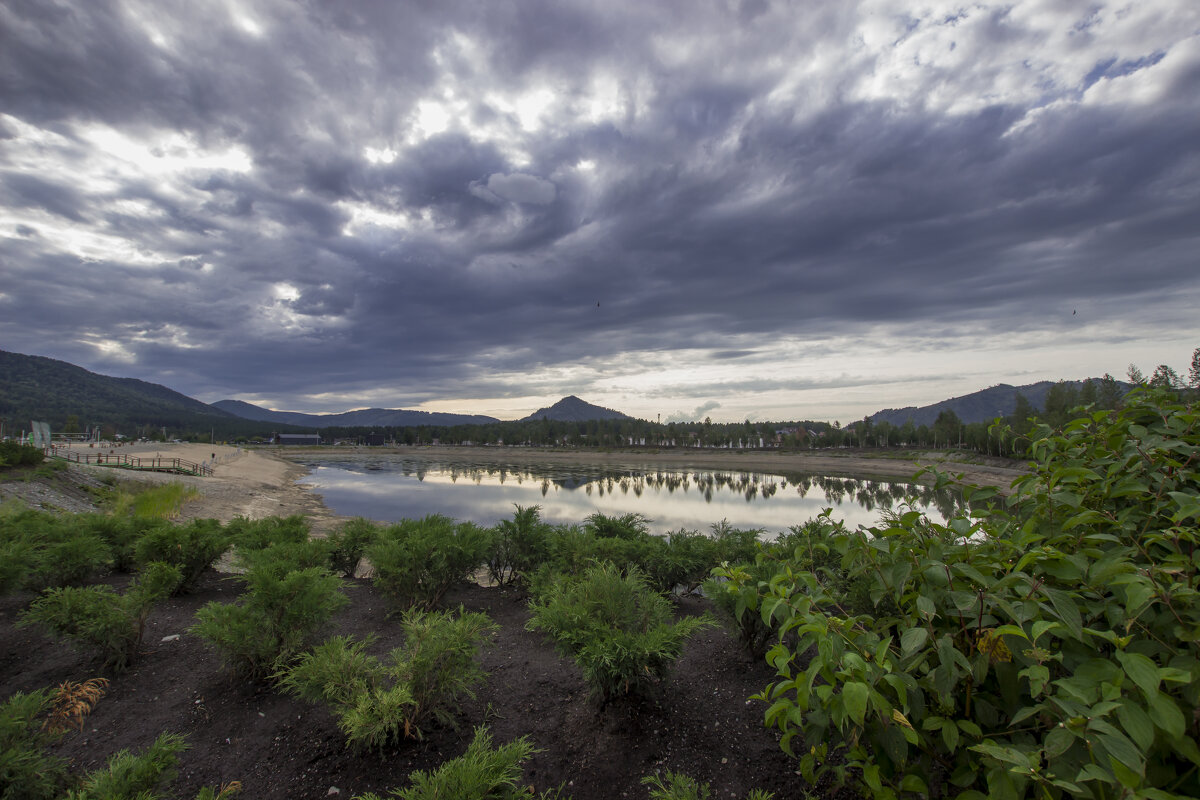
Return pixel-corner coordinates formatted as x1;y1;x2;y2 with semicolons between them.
295;453;962;536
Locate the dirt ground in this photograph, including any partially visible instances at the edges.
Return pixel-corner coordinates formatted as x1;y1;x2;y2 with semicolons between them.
2;571;825;800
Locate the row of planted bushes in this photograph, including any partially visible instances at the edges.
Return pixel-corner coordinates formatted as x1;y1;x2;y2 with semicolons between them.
4;490;779;797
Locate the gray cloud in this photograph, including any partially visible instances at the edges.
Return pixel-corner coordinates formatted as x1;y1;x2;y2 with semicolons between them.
1;1;1198;420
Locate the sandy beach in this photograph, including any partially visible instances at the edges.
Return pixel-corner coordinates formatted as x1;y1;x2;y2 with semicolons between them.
43;441;340;532
31;442;1027;533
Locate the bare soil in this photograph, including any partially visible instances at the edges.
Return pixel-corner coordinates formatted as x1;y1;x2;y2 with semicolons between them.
1;571;817;800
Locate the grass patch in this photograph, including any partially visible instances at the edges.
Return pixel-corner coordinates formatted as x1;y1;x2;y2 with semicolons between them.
110;482;199;519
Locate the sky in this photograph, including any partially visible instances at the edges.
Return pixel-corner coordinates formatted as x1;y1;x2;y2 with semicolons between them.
2;1;1199;425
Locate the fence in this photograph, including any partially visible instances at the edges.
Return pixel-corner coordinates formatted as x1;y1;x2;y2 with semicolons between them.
47;446;213;477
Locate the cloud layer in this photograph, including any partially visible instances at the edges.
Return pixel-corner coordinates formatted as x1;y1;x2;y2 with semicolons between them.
2;0;1198;422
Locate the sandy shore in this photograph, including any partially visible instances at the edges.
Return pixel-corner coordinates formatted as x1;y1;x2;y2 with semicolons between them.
51;441;340;532
46;442;1027;531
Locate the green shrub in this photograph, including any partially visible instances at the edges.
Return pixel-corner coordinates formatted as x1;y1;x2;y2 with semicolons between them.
226;514;311;551
648;529;716;595
18;562;182;670
191;564;347;679
0;440;45;469
0;689;71;800
642;772;774;800
744;388;1200;800
584;511;650;540
325;517;379;578
0;538;33;595
709;519;764;565
486;505;553;587
64;731;187;800
368;515;492;610
134;518;232;593
76;514;154;573
3;514;114;591
353;726;562;800
705;559;784;660
236;537;331;577
278;608;497;748
540;524;598;576
527;562;714;705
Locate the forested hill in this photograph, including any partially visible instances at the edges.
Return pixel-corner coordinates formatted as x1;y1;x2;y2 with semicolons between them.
0;349;251;435
869;378;1130;427
518;395;631;422
212;399;500;428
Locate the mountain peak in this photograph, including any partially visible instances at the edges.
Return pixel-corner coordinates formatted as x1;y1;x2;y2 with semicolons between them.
519;396;631;423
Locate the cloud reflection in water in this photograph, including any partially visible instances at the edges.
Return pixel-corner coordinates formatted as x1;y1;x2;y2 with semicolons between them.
297;456;962;536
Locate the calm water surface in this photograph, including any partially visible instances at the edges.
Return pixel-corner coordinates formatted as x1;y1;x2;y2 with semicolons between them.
296;453;961;535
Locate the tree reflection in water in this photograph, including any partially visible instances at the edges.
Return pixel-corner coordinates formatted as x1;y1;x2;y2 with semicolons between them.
298;455;965;532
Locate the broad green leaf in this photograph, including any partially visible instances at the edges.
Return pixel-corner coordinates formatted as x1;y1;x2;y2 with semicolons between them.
843;681;868;726
1144;690;1185;739
1115;650;1160;696
1030;620;1060;642
1042;587;1083;640
1044;726;1074;758
1115;699;1154;753
900;627;928;656
942;719;960;752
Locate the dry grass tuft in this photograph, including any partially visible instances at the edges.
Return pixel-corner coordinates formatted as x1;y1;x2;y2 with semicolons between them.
43;677;109;734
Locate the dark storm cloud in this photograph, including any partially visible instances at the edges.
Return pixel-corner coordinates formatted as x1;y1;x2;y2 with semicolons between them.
2;0;1198;413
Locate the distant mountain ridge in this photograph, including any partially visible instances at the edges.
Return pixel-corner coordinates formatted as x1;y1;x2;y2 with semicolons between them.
0;349;243;432
212;399;499;429
518;395;632;422
868;379;1129;427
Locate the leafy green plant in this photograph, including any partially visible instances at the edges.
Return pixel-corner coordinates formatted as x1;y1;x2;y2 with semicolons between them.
134;518;233;594
226;514;311;551
352;726;564;800
368;515;492;610
705;559;784;660
0;510;114;591
0;688;72;800
646;528;716;595
742;388;1200;799
0;440;45;470
75;514;155;573
642;772;775;800
709;518;765;565
0;538;33;595
325;517;379;578
527;562;715;705
18;562;182;670
486;504;553;587
277;608;497;748
64;731;187;800
584;511;651;540
191;563;347;679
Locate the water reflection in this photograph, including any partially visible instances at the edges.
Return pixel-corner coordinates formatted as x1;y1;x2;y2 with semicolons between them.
296;455;962;535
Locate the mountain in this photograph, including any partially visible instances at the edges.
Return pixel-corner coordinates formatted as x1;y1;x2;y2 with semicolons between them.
868;379;1128;427
519;395;632;423
212;399;500;428
0;349;250;435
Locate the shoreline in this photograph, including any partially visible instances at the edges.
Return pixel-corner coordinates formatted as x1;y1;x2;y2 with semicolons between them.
27;442;1027;531
270;443;1028;489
